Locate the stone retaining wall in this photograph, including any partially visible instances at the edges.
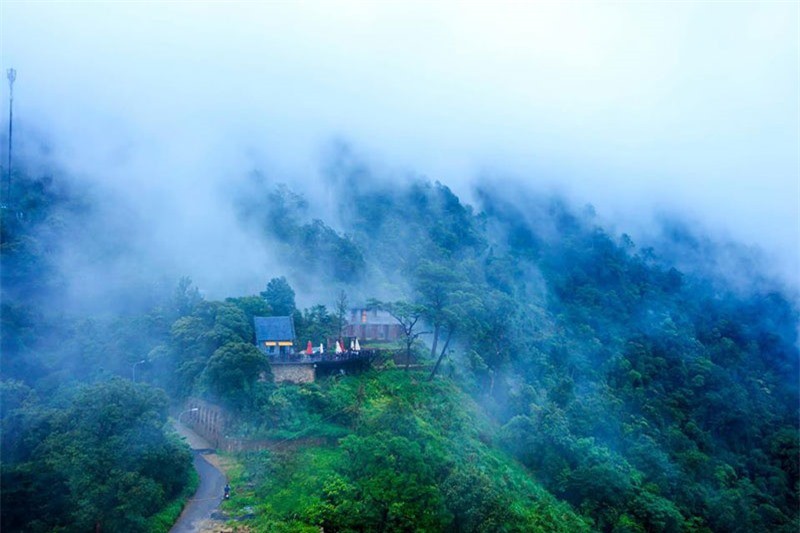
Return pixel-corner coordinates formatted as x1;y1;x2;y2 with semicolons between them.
272;363;316;383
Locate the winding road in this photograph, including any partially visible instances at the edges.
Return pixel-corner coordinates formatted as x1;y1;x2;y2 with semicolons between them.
170;422;227;533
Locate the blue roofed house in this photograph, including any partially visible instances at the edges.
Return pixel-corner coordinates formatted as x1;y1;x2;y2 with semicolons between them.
254;314;372;384
254;316;296;356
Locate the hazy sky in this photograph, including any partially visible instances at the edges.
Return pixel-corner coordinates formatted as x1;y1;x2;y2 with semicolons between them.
1;1;797;295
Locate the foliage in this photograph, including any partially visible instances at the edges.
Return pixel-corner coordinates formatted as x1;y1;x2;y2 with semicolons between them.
237;183;366;283
173;276;202;317
150;297;260;399
0;379;193;532
225;295;272;329
203;342;273;411
3;158;798;532
367;299;427;369
147;467;199;533
260;276;296;316
224;169;800;532
295;304;338;347
225;371;590;532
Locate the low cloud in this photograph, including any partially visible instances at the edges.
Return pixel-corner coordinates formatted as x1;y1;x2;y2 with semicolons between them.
1;2;796;304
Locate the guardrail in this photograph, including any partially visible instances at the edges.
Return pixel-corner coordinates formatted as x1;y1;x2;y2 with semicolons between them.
269;349;378;364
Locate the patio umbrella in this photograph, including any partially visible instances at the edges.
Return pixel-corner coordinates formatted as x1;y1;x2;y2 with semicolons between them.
350;339;355;351
335;341;343;354
355;338;361;351
306;341;313;355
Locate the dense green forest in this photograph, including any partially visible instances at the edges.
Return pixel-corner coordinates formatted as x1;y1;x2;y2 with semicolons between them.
1;154;798;532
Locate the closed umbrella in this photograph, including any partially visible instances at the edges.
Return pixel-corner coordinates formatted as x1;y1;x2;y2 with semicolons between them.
355;338;361;351
319;343;324;354
335;341;343;354
306;341;313;355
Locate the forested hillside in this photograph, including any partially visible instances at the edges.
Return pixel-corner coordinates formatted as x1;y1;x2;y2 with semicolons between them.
228;151;799;532
1;172;195;532
1;157;798;532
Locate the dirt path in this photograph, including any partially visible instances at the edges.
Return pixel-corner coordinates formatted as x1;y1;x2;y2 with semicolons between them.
170;421;228;533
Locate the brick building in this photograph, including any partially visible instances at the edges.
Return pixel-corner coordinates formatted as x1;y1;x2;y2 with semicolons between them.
343;307;403;342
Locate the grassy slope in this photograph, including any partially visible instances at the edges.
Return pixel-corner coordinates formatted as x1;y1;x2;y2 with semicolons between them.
222;370;590;532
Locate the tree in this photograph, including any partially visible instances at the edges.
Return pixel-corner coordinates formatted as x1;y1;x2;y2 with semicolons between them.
203;342;271;410
0;380;39;465
368;299;425;370
4;379;193;533
413;260;460;361
334;290;349;343
226;295;272;326
172;276;202;318
327;433;449;531
428;287;481;381
262;183;307;241
260;276;296;316
158;300;254;397
297;220;366;283
470;289;515;379
297;305;337;347
168;316;213;396
204;302;252;346
442;463;512;531
411;260;485;380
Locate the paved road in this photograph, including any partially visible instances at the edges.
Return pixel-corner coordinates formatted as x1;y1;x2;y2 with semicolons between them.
170;423;227;533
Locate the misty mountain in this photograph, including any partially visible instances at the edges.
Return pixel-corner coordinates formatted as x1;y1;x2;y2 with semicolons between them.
233;152;798;531
1;152;798;531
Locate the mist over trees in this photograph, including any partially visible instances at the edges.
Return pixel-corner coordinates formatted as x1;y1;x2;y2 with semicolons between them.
229;151;799;531
1;151;798;532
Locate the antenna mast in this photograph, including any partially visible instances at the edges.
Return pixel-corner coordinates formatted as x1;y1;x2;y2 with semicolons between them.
5;68;16;208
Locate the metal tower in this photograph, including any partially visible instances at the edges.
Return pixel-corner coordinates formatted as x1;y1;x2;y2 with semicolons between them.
5;68;16;207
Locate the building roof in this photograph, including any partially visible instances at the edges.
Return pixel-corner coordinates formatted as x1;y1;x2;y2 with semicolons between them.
254;316;296;342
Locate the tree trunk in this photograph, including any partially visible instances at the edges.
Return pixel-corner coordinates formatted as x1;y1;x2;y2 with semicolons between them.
430;324;440;360
428;329;453;381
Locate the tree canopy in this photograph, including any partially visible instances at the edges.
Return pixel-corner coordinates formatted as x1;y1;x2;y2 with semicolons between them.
261;276;296;316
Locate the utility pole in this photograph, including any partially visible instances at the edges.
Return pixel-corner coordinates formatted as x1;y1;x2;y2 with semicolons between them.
5;68;16;208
